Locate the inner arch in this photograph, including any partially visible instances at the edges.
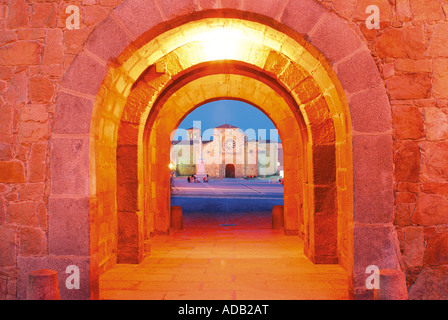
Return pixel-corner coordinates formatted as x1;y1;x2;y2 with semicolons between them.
91;14;354;298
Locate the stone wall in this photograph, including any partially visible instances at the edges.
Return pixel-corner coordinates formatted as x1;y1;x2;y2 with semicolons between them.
0;0;447;299
318;0;448;299
0;0;121;299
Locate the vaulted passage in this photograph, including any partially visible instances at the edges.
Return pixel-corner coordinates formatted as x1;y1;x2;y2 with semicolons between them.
9;0;447;301
90;15;353;299
45;2;400;300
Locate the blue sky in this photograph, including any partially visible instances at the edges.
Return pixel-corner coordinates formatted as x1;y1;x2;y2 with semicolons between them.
174;100;280;141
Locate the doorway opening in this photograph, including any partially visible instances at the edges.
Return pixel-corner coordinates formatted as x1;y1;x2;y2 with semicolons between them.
88;14;355;299
169;99;285;231
225;164;235;178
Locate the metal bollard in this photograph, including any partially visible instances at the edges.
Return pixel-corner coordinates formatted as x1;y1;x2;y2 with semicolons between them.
374;269;408;300
171;206;183;231
27;269;60;300
272;205;284;230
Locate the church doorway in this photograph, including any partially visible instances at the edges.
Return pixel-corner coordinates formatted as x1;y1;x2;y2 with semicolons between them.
225;164;236;178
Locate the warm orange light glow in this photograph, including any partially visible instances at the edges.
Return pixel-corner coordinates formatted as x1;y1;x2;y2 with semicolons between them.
199;27;244;61
92;16;353;281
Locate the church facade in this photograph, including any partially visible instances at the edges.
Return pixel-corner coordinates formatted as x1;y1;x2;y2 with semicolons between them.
171;124;282;178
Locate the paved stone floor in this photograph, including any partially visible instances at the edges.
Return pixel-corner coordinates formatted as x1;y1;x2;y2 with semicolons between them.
99;179;349;300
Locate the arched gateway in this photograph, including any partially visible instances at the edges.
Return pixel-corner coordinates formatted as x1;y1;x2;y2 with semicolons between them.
21;0;400;300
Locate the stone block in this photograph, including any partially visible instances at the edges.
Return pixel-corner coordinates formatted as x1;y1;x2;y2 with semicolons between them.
158;0;197;20
413;193;448;226
376;28;407;59
30;3;57;28
53;92;94;135
0;226;17;267
409;0;445;21
292;78;321;104
424;107;448;141
0;161;25;183
394;140;421;183
114;0;164;38
313;212;338;263
420;142;448;182
26;269;60;300
409;266;448;299
354;224;401;290
220;0;240;9
28;142;47;183
353;135;394;223
242;0;286;19
6;72;27;106
373;269;408;300
50;138;89;195
403;25;427;59
281;0;327;35
433;58;448;99
309;12;362;63
64;29;90;55
350;86;391;133
387;73;432;100
394;203;411;227
395;59;432;73
117;210;143;264
428;23;448;57
84;16;132;63
424;232;448;266
0;41;42;66
337;50;382;94
312;144;336;185
19;227;47;256
48;197;90;256
61;53;107;96
392;105;425;140
6;0;28;29
19;121;50;144
18;183;45;201
21;105;49;123
8;201;39;226
42;29;63;65
403;227;424;269
422;182;448;197
396;0;413;22
117;180;140;212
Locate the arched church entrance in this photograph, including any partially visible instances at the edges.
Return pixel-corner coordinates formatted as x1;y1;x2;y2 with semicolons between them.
225;164;236;178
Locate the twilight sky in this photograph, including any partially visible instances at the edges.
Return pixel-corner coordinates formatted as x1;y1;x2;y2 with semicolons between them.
174;100;280;142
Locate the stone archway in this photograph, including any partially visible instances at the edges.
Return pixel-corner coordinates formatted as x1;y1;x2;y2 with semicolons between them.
45;0;398;300
225;164;236;178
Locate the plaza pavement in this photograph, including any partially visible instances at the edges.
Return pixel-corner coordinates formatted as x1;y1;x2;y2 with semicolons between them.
99;178;349;300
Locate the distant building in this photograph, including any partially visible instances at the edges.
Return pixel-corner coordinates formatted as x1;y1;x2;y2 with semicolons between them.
171;124;282;178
